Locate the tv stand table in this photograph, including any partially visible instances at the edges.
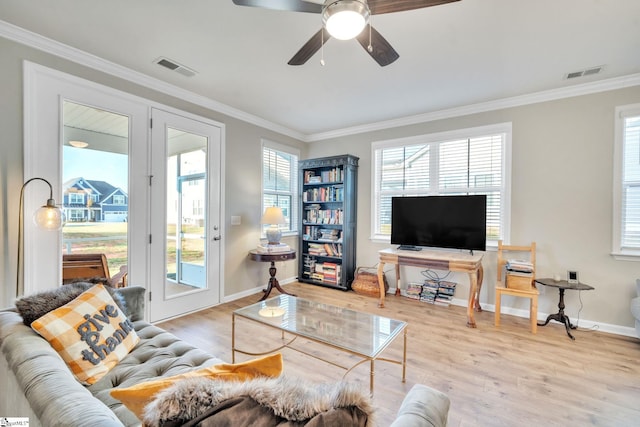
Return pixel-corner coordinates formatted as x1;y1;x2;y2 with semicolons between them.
377;248;484;328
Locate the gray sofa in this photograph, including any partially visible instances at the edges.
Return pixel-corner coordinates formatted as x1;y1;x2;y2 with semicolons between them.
0;285;450;426
632;279;640;338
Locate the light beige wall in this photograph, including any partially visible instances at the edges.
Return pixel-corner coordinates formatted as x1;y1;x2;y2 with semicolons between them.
307;87;640;331
0;36;306;308
2;34;638;331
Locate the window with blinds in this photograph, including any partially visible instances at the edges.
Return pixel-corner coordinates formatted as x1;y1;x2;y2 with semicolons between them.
262;141;299;234
614;105;640;257
372;124;510;246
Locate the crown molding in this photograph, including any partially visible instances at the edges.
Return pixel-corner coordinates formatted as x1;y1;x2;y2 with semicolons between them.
0;20;306;142
2;19;639;144
306;72;640;141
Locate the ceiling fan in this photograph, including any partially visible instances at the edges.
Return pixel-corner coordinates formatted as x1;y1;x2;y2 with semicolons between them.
232;0;461;66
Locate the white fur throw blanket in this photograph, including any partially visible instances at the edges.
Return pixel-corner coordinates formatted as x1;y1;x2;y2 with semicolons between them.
143;375;374;427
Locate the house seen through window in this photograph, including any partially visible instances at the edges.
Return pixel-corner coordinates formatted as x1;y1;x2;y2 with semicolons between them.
62;101;129;278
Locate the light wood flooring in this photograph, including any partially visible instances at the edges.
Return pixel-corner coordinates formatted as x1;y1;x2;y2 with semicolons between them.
157;282;640;427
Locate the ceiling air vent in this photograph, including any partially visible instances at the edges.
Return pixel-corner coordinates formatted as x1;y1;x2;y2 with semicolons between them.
564;65;604;80
154;57;197;77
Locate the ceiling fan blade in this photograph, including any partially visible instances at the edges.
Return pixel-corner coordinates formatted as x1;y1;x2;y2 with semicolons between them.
356;25;399;67
368;0;460;15
288;29;328;66
232;0;322;13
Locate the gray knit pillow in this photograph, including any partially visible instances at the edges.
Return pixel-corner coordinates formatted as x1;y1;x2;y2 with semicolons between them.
15;281;127;326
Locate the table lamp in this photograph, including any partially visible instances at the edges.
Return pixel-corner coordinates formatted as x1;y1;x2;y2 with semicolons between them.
261;207;286;245
17;177;65;297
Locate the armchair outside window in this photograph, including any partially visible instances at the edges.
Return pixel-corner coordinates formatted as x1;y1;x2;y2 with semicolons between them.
62;253;127;288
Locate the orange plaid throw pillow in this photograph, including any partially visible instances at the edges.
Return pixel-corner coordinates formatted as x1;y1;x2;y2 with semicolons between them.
31;284;140;385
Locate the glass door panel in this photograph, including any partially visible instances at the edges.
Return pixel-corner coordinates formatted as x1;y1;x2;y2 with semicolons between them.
165;128;207;296
62;100;129;285
149;108;221;322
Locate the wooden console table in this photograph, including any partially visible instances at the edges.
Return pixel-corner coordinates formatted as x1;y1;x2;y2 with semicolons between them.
377;248;484;328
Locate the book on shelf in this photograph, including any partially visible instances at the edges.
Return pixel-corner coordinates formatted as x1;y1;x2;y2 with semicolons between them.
256;243;291;253
302;256;342;285
319;228;340;240
304;207;343;224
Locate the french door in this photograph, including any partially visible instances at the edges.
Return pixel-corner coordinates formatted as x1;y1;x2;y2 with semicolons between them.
149;108;222;322
23;63;148;296
25;63;223;322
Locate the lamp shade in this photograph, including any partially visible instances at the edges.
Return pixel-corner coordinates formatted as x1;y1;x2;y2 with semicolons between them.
261;207;286;245
261;207;286;225
33;200;64;230
323;0;370;40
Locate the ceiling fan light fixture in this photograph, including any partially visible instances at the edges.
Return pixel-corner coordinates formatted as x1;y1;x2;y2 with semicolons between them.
323;0;370;41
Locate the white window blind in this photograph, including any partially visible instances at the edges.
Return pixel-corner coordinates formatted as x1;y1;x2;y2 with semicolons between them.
617;110;640;253
372;124;510;245
262;141;299;233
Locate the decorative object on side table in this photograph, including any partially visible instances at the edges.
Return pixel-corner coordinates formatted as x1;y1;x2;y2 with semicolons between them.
534;278;594;340
261;206;286;245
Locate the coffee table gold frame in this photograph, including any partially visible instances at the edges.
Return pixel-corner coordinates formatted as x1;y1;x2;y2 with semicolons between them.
232;295;407;394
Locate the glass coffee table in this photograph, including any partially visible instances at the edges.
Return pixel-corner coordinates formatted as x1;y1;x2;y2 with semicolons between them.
232;295;407;393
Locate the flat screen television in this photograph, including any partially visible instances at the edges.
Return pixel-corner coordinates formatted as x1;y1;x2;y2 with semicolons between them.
390;195;487;252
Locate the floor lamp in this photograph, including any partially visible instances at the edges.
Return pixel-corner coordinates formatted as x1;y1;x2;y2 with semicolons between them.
17;177;64;297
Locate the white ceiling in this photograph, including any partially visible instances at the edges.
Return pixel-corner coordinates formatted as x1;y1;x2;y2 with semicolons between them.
1;0;639;139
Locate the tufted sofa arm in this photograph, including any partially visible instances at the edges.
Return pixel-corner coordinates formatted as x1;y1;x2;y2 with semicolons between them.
0;285;224;426
117;285;145;322
631;279;640;338
91;322;224;425
0;309;124;426
389;384;450;427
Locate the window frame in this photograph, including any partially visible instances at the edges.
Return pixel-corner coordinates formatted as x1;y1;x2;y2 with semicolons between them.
261;139;300;237
69;192;85;204
612;103;640;260
370;123;512;249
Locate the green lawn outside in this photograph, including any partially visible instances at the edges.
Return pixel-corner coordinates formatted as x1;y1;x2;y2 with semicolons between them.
63;222;205;275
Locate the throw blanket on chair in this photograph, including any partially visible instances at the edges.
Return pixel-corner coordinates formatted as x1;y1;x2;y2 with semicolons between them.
143;375;373;427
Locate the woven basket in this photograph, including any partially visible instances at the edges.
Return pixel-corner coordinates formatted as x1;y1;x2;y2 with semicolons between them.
352;266;389;297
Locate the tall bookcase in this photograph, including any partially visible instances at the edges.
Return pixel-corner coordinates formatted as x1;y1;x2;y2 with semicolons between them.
298;154;358;290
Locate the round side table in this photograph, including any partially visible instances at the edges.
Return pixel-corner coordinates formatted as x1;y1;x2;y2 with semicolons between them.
249;250;296;301
534;278;594;340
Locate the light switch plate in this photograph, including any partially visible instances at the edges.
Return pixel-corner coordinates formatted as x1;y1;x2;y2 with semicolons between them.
231;215;241;225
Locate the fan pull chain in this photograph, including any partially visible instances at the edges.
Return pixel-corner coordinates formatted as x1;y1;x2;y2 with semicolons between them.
320;28;326;66
368;18;373;52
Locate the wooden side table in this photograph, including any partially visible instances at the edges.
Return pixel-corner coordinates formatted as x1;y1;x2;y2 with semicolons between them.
534;278;594;340
249;250;296;301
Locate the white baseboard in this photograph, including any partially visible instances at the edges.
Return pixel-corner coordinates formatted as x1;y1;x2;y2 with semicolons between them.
391;288;638;338
223;276;297;303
